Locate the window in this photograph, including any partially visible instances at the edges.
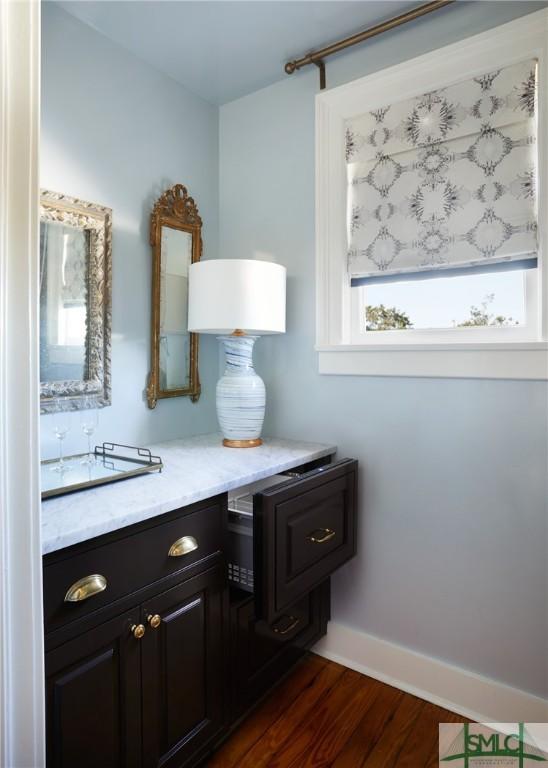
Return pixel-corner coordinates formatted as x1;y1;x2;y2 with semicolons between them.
364;272;525;331
316;10;548;379
352;268;538;342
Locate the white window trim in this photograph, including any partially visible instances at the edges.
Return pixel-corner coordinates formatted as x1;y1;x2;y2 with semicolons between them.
316;9;548;379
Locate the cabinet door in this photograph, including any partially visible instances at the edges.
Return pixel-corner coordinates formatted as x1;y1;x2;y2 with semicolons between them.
141;564;226;768
254;458;357;623
45;609;142;768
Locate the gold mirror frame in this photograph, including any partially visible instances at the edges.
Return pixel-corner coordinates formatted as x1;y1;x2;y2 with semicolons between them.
147;184;201;408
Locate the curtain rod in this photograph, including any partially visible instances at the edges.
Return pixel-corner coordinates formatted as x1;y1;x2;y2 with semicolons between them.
284;0;455;90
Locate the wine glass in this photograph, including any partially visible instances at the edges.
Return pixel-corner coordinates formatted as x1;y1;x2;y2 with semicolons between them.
50;401;72;472
80;398;99;465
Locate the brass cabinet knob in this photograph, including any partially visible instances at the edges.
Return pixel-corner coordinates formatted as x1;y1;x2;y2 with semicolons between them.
64;574;107;603
147;614;161;629
131;624;146;640
168;535;198;558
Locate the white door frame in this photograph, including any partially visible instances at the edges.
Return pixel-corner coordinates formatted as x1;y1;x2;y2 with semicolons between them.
0;1;45;766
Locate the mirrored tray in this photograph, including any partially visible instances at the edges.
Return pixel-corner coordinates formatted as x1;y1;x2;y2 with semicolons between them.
41;442;163;499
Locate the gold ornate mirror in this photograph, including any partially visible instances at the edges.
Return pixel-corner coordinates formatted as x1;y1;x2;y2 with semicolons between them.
147;184;201;408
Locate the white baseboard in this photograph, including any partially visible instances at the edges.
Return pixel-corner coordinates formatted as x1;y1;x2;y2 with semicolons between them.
313;622;548;723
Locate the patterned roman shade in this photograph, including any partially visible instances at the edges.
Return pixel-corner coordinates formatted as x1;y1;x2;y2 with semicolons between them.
346;59;538;285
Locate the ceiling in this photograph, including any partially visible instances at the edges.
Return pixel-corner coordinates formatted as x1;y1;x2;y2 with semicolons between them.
56;0;419;105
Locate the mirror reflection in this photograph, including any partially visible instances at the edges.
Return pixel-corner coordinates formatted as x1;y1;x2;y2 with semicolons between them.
159;226;192;391
40;220;89;383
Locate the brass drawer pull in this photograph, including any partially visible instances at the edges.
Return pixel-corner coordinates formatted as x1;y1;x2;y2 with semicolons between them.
273;616;301;635
131;624;146;640
168;535;198;558
147;614;161;629
307;528;336;544
64;574;107;603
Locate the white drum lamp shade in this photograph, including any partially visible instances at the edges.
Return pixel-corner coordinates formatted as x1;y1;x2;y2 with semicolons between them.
188;259;286;448
188;259;286;335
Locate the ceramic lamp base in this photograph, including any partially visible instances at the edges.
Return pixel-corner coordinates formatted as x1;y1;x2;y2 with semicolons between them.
217;335;265;447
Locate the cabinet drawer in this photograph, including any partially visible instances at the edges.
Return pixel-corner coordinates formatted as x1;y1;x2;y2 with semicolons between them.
254;459;357;623
44;499;224;634
231;584;329;715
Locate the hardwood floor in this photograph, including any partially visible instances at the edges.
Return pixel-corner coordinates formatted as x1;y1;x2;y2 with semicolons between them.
207;654;468;768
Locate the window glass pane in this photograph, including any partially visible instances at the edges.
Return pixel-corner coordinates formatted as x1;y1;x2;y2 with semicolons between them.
364;270;527;331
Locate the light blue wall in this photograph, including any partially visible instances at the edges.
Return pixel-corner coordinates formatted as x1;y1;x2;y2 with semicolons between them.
220;2;548;697
41;3;219;458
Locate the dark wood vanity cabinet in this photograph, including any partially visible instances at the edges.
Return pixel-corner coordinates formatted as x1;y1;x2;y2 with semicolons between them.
43;455;358;768
44;496;227;768
45;566;226;768
45;567;226;768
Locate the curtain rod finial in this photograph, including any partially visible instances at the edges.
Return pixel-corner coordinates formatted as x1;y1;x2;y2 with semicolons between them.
285;61;297;75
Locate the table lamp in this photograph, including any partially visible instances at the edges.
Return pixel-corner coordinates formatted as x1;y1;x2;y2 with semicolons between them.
188;259;286;448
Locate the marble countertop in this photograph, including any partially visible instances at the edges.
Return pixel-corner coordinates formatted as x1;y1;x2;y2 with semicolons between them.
41;433;336;555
